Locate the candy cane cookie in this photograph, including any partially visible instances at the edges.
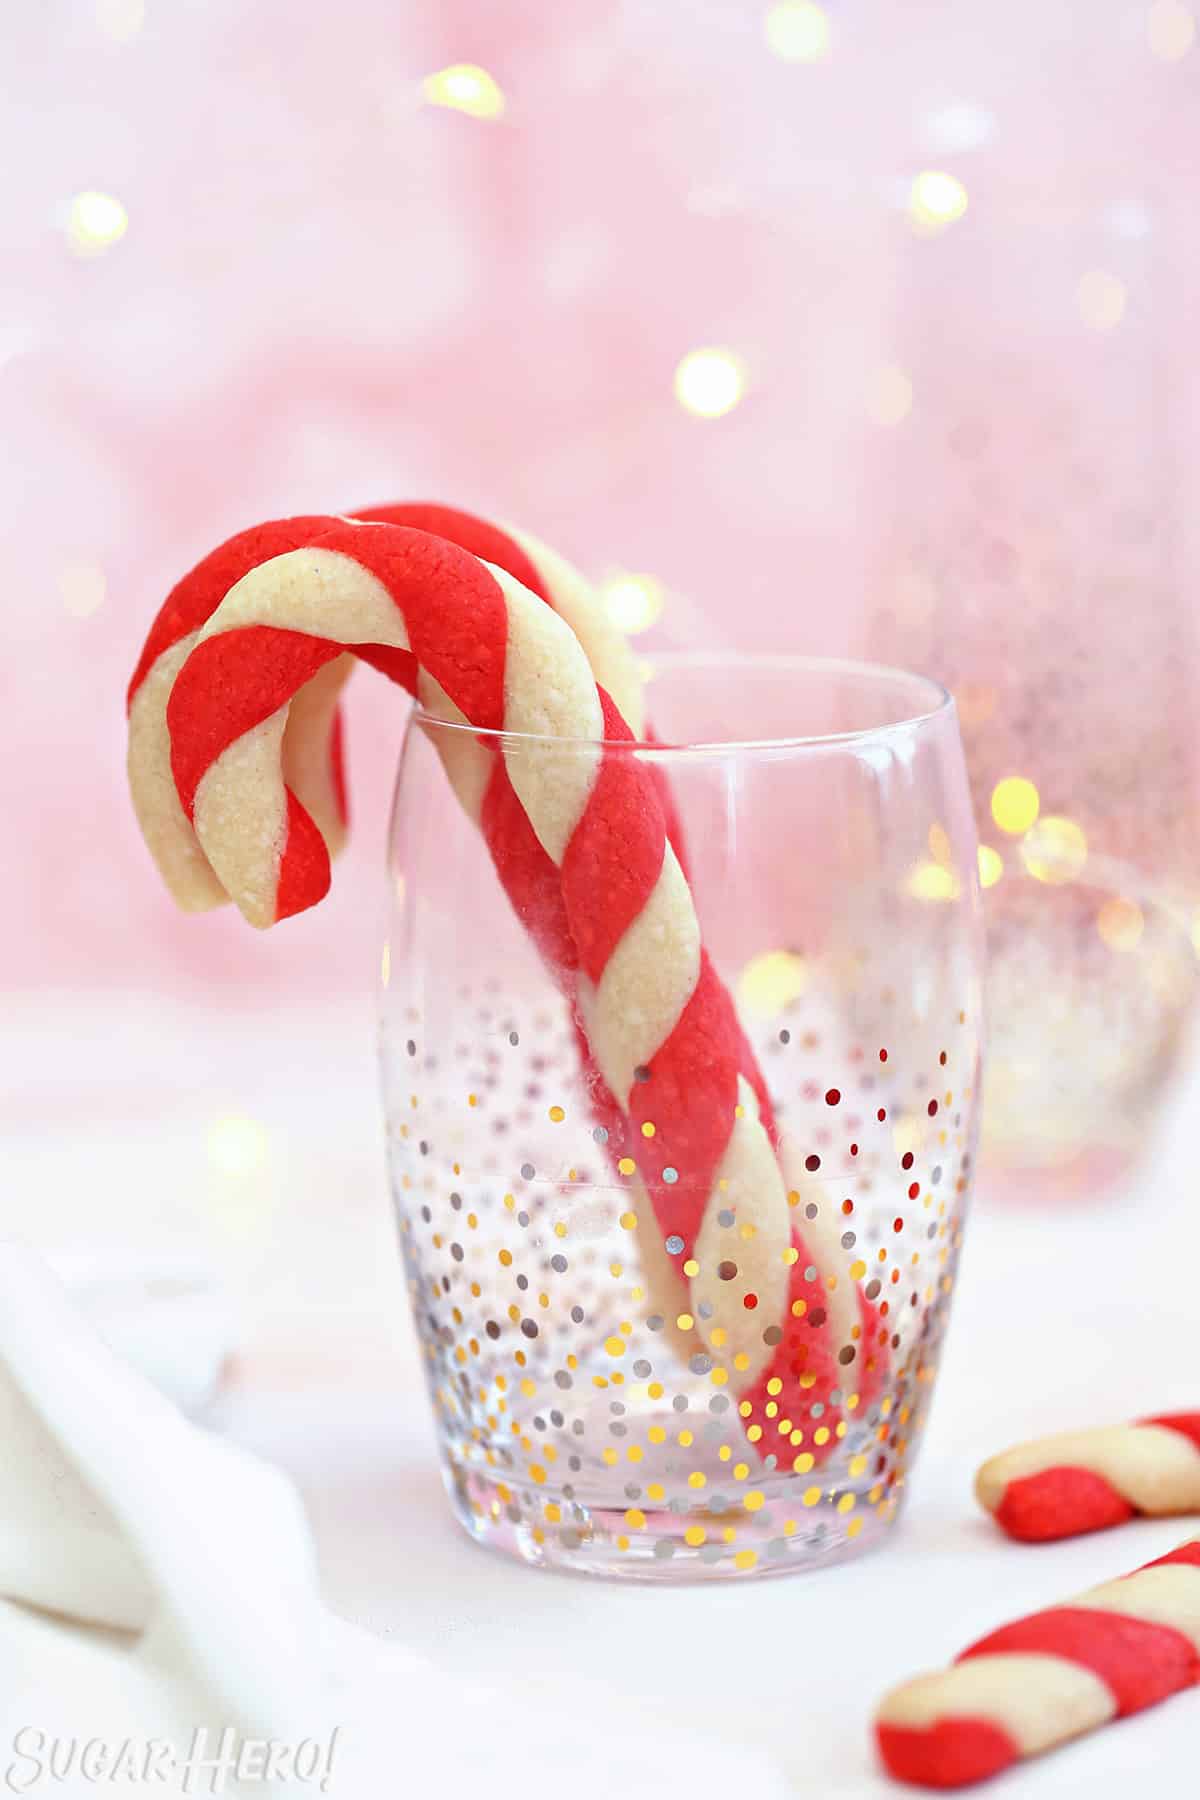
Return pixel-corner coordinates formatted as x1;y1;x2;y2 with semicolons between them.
126;502;646;919
875;1537;1200;1787
976;1414;1200;1543
130;515;885;1458
127;500;680;1330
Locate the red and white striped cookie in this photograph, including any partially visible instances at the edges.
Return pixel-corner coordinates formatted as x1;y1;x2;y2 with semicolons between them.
976;1414;1200;1543
126;502;644;918
129;515;885;1459
876;1536;1200;1787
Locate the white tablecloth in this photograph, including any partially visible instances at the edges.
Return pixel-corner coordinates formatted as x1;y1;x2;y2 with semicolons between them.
7;993;1200;1796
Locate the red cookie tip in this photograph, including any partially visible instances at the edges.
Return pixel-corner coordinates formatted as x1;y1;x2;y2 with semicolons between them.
876;1718;1018;1789
993;1468;1135;1543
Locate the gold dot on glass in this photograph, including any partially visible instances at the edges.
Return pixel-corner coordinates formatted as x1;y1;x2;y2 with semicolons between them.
684;1525;707;1547
648;1425;666;1445
803;1486;822;1508
837;1493;856;1514
604;1336;626;1358
647;1483;665;1502
683;1257;699;1277
678;1429;694;1448
625;1507;646;1529
793;1452;815;1473
688;1470;707;1489
548;1104;565;1123
846;1515;865;1539
617;1157;636;1176
734;1461;750;1481
743;1490;765;1512
641;1120;656;1138
677;1312;694;1331
734;1549;758;1570
619;1210;638;1230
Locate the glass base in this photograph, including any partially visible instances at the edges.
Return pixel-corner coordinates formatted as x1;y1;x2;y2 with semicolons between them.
442;1458;904;1583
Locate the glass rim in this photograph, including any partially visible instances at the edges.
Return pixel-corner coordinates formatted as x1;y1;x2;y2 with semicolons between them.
415;651;955;757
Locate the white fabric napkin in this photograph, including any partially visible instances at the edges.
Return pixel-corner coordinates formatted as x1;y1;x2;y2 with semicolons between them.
0;1247;791;1800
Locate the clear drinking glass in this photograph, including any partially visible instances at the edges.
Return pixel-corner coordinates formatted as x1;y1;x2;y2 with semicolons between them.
380;655;984;1581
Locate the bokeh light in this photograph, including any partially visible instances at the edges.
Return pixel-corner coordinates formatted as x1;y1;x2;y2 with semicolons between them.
65;191;128;255
738;949;808;1015
95;0;144;42
601;573;665;634
977;845;1004;888
906;862;960;901
1147;0;1196;60
1096;896;1145;950
867;363;913;426
1077;269;1127;331
907;170;969;234
58;562;106;618
674;347;746;418
764;2;831;63
421;65;506;120
1021;815;1088;884
206;1113;270;1179
990;776;1040;835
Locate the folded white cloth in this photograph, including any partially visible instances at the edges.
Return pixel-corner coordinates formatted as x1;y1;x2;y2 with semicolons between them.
0;1247;791;1799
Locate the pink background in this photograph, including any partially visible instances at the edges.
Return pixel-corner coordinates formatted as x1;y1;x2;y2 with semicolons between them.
7;0;1199;1001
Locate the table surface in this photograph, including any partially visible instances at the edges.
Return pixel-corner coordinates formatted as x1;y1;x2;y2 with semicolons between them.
9;992;1200;1797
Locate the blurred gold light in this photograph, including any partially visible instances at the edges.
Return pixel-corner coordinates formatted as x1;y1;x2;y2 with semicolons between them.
1147;0;1196;59
908;171;969;234
206;1114;270;1179
867;364;913;427
95;0;144;41
1096;897;1145;951
764;2;831;62
1021;816;1088;885
381;942;392;988
739;950;808;1016
977;845;1004;888
674;348;746;419
421;64;506;120
601;573;665;635
990;776;1040;836
927;822;952;866
1077;270;1127;332
66;191;128;254
907;863;960;902
58;561;106;618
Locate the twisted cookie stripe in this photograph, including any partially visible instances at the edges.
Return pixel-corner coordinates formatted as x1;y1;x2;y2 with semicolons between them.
126;502;646;922
875;1538;1200;1788
976;1414;1200;1543
127;502;692;1349
153;517;883;1453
